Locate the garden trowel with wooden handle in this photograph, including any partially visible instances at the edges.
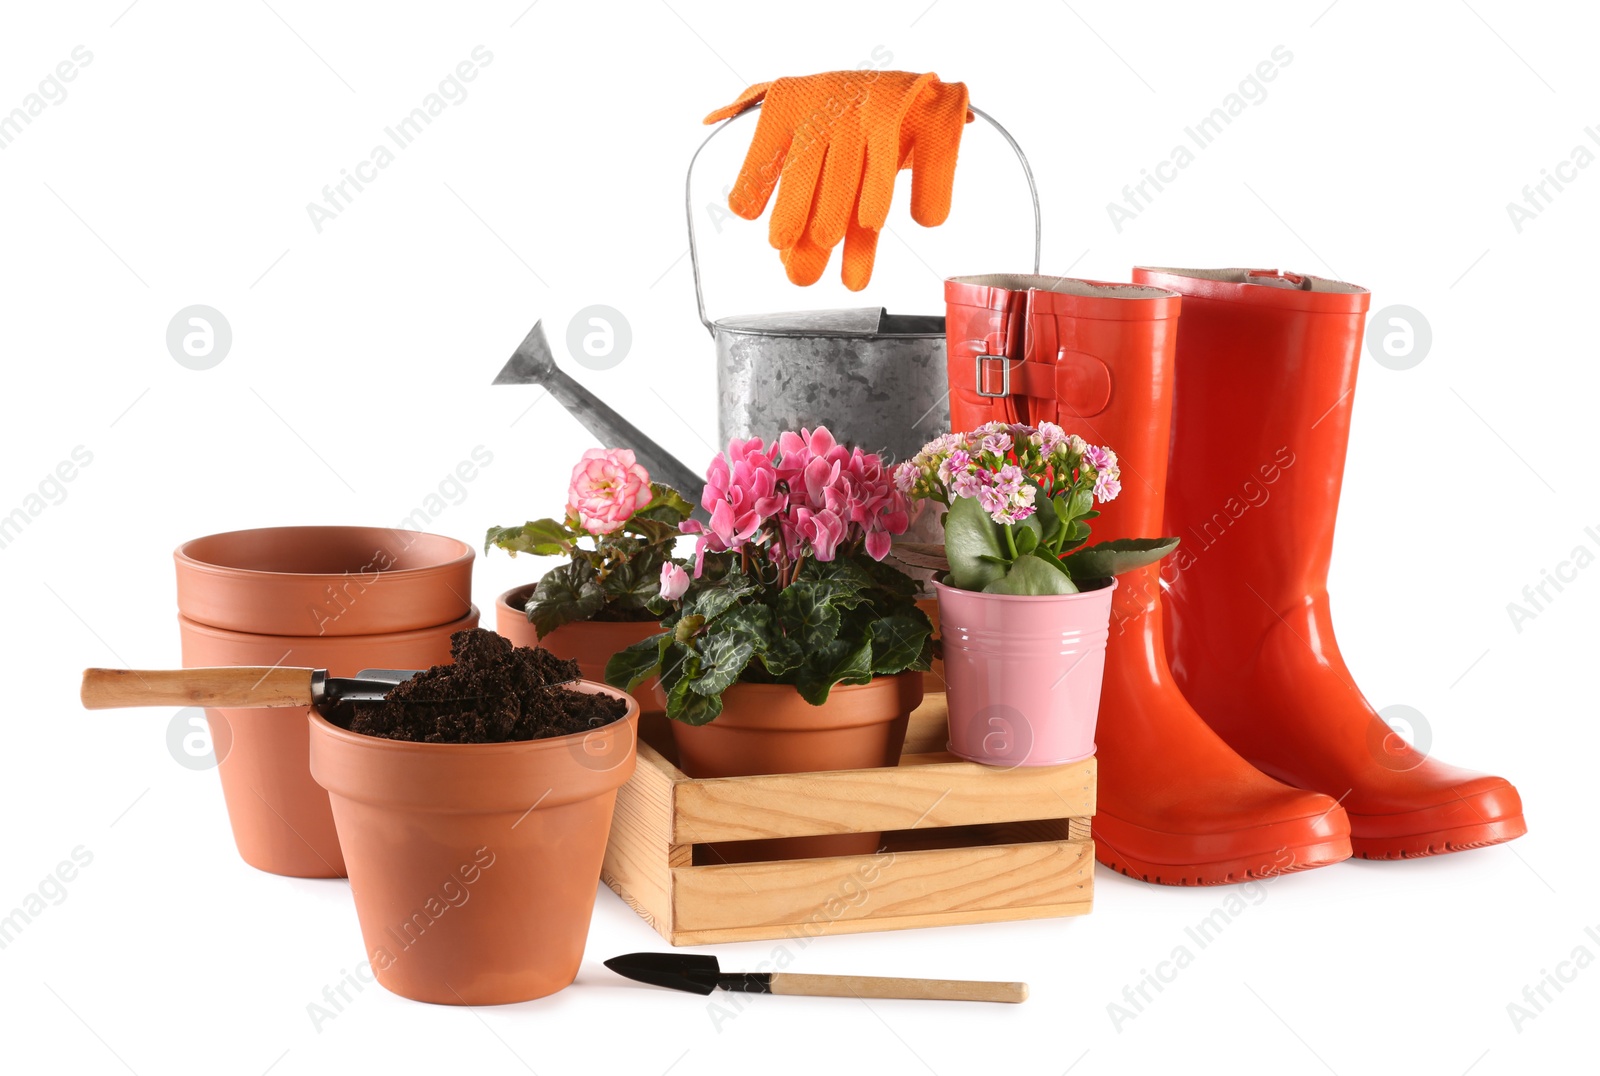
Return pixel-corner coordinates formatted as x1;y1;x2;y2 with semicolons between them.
604;952;1027;1004
79;666;426;717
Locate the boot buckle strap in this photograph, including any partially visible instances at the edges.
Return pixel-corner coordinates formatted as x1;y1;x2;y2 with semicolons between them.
975;353;1012;397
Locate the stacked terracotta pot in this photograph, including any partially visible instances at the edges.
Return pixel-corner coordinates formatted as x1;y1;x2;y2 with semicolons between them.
175;526;477;878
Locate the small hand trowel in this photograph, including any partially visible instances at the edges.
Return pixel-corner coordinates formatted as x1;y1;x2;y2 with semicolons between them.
79;666;432;724
604;952;1027;1004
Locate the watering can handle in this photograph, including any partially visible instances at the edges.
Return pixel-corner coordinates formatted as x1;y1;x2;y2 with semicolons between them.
685;102;1043;337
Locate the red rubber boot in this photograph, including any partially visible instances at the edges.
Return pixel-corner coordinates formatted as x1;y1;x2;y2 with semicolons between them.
944;275;1352;884
1134;267;1526;859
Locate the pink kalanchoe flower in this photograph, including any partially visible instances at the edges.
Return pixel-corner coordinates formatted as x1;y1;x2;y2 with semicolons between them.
977;485;1010;522
937;448;971;484
659;562;690;601
1036;421;1067;454
992;463;1026;500
568;448;651;535
893;460;918;493
1081;443;1114;475
980;432;1013;457
951;468;988;500
1094;474;1122;501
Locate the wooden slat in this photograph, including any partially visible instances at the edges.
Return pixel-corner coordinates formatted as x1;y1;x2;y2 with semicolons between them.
670;840;1093;936
600;737;689;941
670;899;1092;946
673;756;1095;843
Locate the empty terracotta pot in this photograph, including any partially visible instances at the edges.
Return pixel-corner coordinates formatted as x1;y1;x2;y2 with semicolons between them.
307;685;638;1005
496;584;663;717
177;526;473;637
493;584;541;649
669;674;923;863
179;607;478;877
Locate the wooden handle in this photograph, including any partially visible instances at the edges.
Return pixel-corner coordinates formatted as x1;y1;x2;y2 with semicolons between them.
769;973;1027;1004
80;668;315;710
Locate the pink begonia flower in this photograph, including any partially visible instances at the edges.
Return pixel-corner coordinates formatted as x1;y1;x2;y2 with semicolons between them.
568;448;651;535
659;562;690;601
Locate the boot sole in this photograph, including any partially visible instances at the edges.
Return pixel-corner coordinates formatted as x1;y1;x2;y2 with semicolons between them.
1350;814;1527;860
1093;813;1352;887
1347;779;1527;859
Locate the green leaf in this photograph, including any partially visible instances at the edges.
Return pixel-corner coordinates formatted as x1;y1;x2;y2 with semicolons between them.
673;615;706;643
599;555;664;611
758;633;805;678
714;603;774;649
604;633;669;691
633;483;694;524
526;562;607;635
868;613;933;675
795;636;874;706
690;632;755;696
856;554;921;600
776;582;844;650
943;495;1010;590
1013;524;1039;555
1033;492;1064;547
622;517;685;545
982;552;1081;595
484;518;575;557
666;672;723;725
1061;537;1180;581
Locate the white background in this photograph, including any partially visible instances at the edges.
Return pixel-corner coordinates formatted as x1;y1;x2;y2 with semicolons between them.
2;1;1595;1074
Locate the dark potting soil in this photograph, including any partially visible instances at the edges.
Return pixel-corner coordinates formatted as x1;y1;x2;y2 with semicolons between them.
348;628;628;745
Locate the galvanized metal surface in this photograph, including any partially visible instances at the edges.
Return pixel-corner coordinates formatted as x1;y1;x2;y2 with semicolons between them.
716;308;948;463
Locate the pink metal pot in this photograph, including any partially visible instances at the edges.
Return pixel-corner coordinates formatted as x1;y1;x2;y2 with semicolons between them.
934;578;1116;767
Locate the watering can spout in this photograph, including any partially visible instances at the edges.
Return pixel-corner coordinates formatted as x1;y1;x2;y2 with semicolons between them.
493;321;707;513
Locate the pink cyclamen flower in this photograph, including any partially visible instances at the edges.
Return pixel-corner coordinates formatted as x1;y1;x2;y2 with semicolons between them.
659;562;690;601
568;448;651;535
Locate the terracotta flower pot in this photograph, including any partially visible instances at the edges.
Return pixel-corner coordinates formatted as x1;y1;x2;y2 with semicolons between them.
496;584;663;717
307;685;639;1005
177;526;473;637
493;584;542;649
935;579;1115;767
179;607;479;877
668;674;923;863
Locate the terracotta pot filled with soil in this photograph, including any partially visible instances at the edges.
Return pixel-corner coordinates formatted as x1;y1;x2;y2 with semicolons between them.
496;584;663;716
309;628;637;1006
179;606;479;877
667;673;923;864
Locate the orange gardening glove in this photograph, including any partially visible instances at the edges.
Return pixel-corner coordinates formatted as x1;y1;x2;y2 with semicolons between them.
783;77;971;290
705;71;971;290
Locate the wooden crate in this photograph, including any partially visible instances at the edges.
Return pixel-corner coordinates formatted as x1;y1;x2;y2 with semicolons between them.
600;691;1095;946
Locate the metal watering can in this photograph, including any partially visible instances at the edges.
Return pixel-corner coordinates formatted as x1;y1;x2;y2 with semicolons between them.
687;103;1042;463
